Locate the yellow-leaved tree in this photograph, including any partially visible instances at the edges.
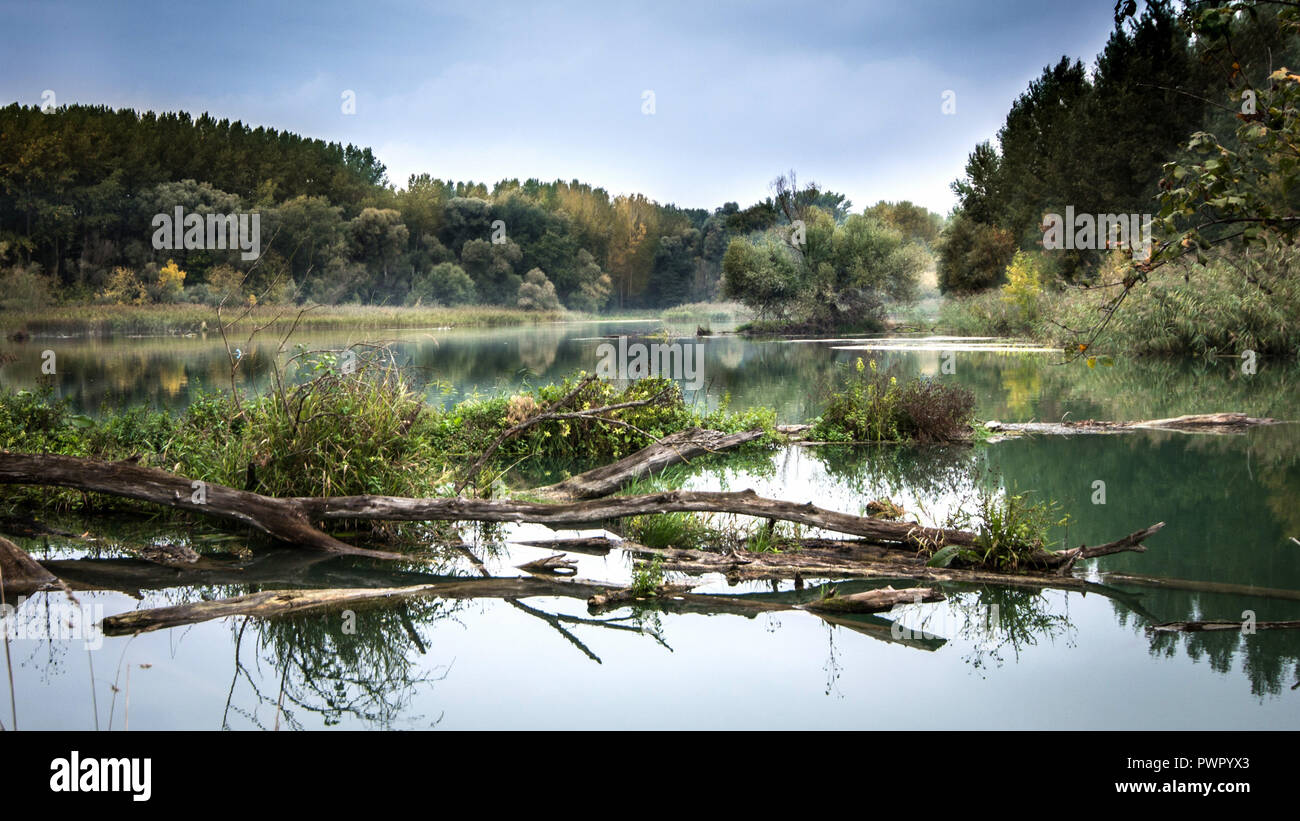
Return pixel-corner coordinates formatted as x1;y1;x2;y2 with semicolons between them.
1000;250;1044;322
99;266;148;305
157;259;186;302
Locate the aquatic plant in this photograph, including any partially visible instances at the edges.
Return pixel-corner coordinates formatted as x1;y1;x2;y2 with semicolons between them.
809;358;975;443
630;555;665;597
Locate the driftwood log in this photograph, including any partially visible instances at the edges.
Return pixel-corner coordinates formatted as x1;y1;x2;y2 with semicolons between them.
294;490;986;548
1148;619;1300;632
0;453;403;561
516;553;579;576
617;533;1164;589
799;585;943;614
1;535;60;595
98;574;956;637
985;412;1279;437
532;427;766;499
0;452;987;552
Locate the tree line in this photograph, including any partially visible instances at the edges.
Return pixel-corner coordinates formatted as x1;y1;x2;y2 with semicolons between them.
0;103;940;316
941;0;1300;294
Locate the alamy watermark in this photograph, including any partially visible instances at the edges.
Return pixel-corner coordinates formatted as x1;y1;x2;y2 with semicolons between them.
151;206;260;261
1043;206;1152;255
1;596;104;650
595;336;704;390
50;751;151;801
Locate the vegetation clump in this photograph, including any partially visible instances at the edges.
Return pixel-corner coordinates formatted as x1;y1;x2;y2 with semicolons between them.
808;358;976;443
939;247;1300;358
0;363;777;515
927;489;1069;571
630;556;666;597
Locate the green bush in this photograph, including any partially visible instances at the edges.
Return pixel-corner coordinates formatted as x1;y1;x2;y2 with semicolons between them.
809;358;975;443
1050;247;1300;357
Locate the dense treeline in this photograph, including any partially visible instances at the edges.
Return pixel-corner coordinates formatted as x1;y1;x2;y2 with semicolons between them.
941;0;1300;293
720;175;936;332
0;102;939;315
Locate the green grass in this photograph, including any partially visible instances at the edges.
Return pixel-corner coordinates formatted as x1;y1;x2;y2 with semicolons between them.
660;301;751;323
0;366;778;516
0;303;573;338
808;357;976;443
936;290;1047;338
935;249;1300;358
624;512;724;549
1049;261;1300;358
927;488;1069;571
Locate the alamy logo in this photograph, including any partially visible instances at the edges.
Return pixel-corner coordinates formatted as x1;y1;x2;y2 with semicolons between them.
1;596;103;650
151;207;260;261
595;336;704;390
1042;207;1151;255
50;751;151;802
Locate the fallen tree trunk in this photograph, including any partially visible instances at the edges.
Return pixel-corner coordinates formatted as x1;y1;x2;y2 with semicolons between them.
513;537;615;555
1148;620;1300;632
0;453;402;560
985;412;1279;437
100;575;616;635
800;585;943;614
0;453;1158;571
532;427;766;499
1;535;60;595
295;488;984;548
619;537;1163;593
102;574;904;635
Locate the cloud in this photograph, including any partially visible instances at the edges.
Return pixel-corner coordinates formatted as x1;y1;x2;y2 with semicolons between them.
0;0;1121;213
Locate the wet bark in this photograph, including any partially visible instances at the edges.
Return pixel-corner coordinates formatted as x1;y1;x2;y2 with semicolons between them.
0;453;403;560
1148;620;1300;632
532;427;766;499
0;535;60;595
985;412;1279;437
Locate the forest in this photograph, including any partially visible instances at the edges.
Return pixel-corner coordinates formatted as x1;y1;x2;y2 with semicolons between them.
0;101;940;318
942;0;1300;291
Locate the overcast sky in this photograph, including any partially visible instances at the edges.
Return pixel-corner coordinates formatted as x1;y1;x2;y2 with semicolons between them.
0;0;1125;214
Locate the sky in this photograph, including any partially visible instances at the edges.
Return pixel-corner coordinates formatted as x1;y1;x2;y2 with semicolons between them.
0;0;1125;215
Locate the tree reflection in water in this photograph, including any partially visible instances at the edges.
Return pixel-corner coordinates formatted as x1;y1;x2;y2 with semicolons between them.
224;597;456;730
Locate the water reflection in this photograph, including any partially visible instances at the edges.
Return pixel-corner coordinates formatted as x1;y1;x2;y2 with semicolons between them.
3;328;1300;724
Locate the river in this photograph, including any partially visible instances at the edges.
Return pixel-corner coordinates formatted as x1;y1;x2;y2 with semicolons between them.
2;320;1297;729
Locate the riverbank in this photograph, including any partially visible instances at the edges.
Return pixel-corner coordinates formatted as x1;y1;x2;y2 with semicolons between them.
934;258;1300;359
0;304;573;338
0;301;753;339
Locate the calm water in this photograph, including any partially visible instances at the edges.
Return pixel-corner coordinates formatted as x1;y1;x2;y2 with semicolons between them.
2;321;1298;728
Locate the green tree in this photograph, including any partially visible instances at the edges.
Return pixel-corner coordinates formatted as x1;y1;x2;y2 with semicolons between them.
516;267;561;311
407;261;476;306
566;249;612;312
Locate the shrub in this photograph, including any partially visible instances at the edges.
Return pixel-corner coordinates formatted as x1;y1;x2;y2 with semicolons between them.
999;250;1044;321
516;268;561;311
811;358;976;443
0;264;55;311
98;266;149;305
812;357;902;441
1050;246;1300;357
895;378;977;443
154;259;187;303
630;555;666;596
